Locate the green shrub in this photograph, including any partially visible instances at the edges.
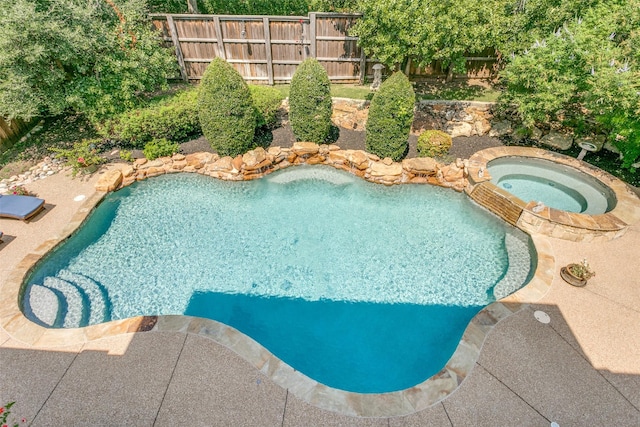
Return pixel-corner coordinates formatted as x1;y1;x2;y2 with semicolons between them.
143;138;180;160
249;85;285;128
289;58;333;143
119;149;133;162
50;139;105;176
103;89;200;148
198;58;256;157
365;72;415;161
417;130;452;158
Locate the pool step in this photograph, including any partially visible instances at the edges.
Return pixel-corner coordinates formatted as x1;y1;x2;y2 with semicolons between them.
42;276;87;328
24;271;111;328
469;182;526;226
57;270;111;326
23;284;61;327
493;230;532;300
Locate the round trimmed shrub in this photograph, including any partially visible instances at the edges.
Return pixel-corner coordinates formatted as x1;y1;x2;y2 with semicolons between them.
417;130;452;158
289;58;332;143
365;72;415;161
198;58;256;157
249;85;285;129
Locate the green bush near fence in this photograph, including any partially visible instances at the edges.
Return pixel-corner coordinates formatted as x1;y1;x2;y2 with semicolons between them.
101;89;200;148
198;58;256;157
289;58;333;144
365;72;415;161
249;85;285;129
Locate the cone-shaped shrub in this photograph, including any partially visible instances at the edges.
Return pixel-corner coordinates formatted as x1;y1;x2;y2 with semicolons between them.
198;58;256;157
365;72;415;161
289;58;332;143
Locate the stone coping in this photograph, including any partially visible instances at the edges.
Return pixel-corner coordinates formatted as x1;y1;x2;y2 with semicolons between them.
467;146;640;242
1;149;556;417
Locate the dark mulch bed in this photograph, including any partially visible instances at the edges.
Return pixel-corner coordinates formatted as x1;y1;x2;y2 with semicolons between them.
179;123;504;161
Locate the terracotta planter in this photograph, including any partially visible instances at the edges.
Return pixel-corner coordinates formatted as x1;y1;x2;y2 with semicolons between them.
560;264;587;287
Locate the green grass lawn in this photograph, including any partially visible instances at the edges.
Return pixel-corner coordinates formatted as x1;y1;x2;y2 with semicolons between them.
273;80;500;102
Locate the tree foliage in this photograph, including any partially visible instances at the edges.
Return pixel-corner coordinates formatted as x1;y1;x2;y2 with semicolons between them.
198;58;256;157
0;0;175;122
499;0;640;168
365;71;415;161
351;0;504;76
198;0;309;15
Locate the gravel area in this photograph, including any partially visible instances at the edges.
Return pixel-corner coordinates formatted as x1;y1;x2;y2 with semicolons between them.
179;123;504;161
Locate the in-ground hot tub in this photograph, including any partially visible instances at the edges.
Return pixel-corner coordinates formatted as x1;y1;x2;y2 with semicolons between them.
467;147;640;241
487;156;617;214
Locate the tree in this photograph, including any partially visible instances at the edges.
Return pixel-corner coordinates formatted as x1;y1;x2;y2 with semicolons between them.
365;71;415;161
499;0;640;168
0;0;175;122
198;58;256;157
351;0;506;80
289;58;333;144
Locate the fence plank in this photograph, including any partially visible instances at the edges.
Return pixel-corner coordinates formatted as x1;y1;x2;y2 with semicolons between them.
213;16;226;59
166;15;188;81
309;13;317;58
263;17;274;85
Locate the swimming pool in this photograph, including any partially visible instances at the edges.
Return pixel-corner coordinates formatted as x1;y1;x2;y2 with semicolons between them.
21;167;533;393
488;157;616;214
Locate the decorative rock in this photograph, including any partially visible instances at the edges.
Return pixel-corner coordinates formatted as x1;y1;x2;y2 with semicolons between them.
209;156;234;172
138;159;164;169
346;150;369;170
172;153;186;161
402;157;438;175
242;147;267;168
369;162;403;177
603;141;621;155
531;126;543;141
382;157;393;166
447;122;474;138
475;119;492;136
95;169;123;192
292;142;320;155
121;165;134;177
172;160;188;170
134;158;148;167
231;155;243;172
489;120;512;137
540;131;573;150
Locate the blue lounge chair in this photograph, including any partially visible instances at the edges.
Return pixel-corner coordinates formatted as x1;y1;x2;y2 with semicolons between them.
0;194;45;220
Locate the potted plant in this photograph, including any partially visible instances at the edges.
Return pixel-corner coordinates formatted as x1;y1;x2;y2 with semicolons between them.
560;258;595;287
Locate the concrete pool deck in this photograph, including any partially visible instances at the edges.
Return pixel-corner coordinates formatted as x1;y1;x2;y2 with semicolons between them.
1;166;639;425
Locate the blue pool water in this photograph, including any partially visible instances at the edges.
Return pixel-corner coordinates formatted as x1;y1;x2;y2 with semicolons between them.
23;167;532;393
488;157;616;214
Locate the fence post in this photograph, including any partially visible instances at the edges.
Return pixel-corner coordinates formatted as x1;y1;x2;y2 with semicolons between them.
309;13;317;58
166;15;188;81
263;17;274;85
359;49;366;85
213;16;226;60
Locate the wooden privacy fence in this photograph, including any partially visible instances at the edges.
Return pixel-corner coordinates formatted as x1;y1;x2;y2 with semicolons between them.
0;118;34;150
151;13;371;84
151;12;498;84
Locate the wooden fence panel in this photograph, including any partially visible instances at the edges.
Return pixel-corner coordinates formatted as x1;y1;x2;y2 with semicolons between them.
0;118;35;150
151;13;498;83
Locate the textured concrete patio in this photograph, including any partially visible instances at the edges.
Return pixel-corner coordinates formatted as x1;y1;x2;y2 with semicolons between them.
1;166;639;426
